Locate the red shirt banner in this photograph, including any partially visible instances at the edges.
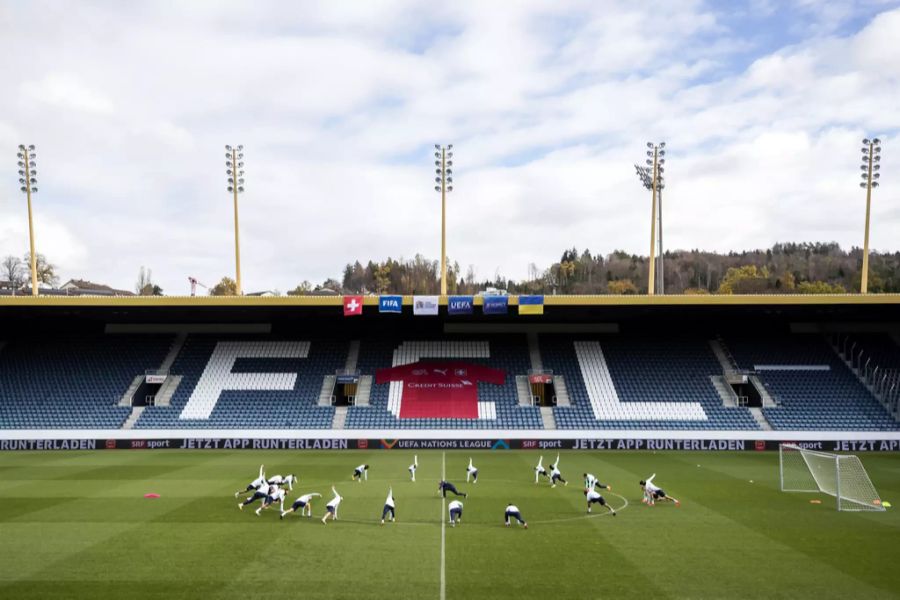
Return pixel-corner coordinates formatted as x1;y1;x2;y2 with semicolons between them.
376;361;505;419
343;295;363;316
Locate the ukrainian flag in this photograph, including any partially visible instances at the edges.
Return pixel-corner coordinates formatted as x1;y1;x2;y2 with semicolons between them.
518;295;544;315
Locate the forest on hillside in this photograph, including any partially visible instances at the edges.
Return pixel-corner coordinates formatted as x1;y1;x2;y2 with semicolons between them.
279;243;900;296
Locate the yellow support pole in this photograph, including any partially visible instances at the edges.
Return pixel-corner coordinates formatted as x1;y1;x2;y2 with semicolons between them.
232;148;243;296
23;147;39;296
648;148;658;296
440;147;447;297
860;142;874;294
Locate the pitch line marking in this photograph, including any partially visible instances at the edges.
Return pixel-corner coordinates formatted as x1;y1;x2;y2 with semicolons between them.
440;450;446;600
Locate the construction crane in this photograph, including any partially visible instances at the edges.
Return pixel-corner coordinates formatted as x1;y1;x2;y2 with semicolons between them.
188;277;208;297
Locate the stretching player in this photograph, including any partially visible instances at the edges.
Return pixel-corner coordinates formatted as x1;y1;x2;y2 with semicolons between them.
438;480;467;498
352;464;369;482
584;489;616;515
534;456;550;483
322;487;343;523
268;474;297;491
549;459;567;488
381;487;396;525
238;480;270;510
256;485;286;516
234;464;266;498
504;504;528;528
640;474;680;506
583;473;611;492
409;455;418;482
281;492;322;519
466;458;479;483
448;499;463;526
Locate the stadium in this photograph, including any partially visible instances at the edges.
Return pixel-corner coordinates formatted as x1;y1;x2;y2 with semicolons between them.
3;2;900;599
1;293;899;598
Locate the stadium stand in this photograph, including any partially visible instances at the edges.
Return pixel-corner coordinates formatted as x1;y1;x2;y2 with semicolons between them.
1;330;896;431
134;336;339;429
0;334;172;429
725;335;899;431
345;336;544;429
543;336;761;430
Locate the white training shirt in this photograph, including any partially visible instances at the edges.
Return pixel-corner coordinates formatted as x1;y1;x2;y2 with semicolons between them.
250;476;266;488
550;466;561;477
327;494;342;508
505;505;520;514
448;500;463;511
385;491;395;508
270;488;286;502
355;464;367;472
586;490;602;502
585;474;597;487
645;481;661;493
268;475;284;484
255;481;270;494
467;464;477;474
298;493;317;504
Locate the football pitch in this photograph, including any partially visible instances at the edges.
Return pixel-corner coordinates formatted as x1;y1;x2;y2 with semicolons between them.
0;449;898;599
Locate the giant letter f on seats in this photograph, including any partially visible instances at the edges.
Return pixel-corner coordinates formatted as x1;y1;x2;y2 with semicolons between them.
179;342;310;420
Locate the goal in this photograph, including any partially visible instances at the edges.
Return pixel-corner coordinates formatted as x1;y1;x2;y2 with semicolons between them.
779;443;885;512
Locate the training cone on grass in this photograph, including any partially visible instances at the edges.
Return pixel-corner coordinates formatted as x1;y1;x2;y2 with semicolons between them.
144;493;160;499
809;499;822;504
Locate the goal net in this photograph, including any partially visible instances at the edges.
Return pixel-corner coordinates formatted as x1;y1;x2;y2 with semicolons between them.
779;443;885;512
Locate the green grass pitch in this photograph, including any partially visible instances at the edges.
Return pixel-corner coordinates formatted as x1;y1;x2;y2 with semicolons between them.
1;449;898;599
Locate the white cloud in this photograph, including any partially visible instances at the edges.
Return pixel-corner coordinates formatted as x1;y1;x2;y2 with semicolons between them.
0;1;897;295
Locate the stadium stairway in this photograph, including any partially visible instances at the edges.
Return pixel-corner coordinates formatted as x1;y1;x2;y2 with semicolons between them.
122;406;144;429
540;406;556;429
332;406;348;429
318;375;336;406
748;407;772;430
516;375;532;406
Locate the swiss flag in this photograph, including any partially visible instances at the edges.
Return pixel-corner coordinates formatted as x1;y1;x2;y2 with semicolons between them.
343;295;363;316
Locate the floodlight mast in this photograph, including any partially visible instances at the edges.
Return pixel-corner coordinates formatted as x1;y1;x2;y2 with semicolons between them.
434;144;454;296
859;138;882;294
225;145;245;295
17;144;40;296
642;142;666;296
634;161;666;294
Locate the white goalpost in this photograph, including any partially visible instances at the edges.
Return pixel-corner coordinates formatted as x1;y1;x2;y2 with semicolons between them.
779;443;885;512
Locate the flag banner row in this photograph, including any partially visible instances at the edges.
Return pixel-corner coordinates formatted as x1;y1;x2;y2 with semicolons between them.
448;295;474;315
483;295;508;315
379;295;402;314
413;295;439;316
518;295;544;315
343;295;363;317
345;294;540;316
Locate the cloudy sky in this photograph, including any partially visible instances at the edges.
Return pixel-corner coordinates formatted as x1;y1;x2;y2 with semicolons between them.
0;0;898;295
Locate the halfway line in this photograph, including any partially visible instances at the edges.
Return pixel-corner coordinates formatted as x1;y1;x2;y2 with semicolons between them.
440;450;446;600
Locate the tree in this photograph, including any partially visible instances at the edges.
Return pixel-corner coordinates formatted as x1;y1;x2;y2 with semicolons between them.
717;265;770;294
287;281;313;295
135;266;163;295
23;252;58;286
607;279;638;294
796;281;846;294
209;276;238;296
1;256;25;288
